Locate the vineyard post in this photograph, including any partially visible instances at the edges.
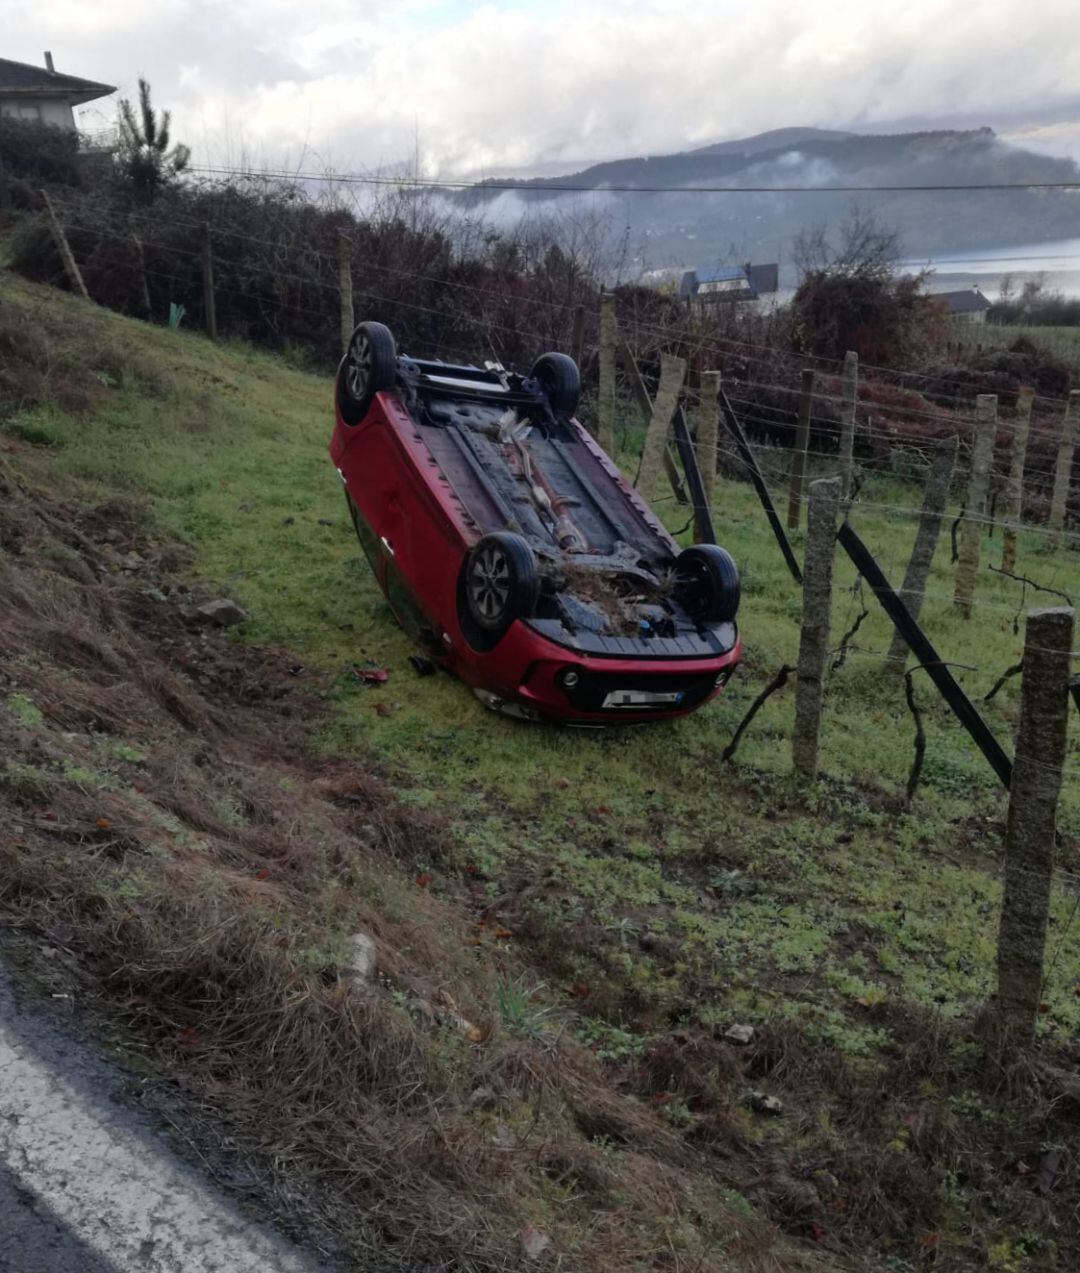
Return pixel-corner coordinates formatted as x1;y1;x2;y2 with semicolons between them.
792;476;841;779
636;353;686;500
885;436;959;670
1001;387;1034;573
597;292;617;453
338;235;354;356
996;606;1075;1039
697;370;722;511
200;222;218;342
839;351;858;499
954;393;997;617
786;368;816;530
1047;390;1080;546
571;304;586;369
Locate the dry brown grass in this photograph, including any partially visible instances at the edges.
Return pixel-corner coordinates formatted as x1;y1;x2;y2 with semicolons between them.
0;452;814;1271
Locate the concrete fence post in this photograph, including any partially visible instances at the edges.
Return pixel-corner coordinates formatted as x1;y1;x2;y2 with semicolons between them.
697;370;722;511
636;353;686;501
1047;390;1080;546
886;436;959;670
792;476;842;780
996;606;1076;1040
1001;387;1034;573
338;234;354;356
597;292;617;454
839;351;858;500
786;369;816;530
954;393;997;618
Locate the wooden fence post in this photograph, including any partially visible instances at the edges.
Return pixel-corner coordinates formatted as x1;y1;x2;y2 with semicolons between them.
1047;390;1080;546
697;371;721;510
954;393;997;618
571;304;585;369
597;292;617;454
786;369;816;530
839;351;858;499
1001;387;1034;573
338;234;354;356
39;189;89;300
996;605;1076;1039
200;223;218;342
792;476;841;780
636;353;686;500
885;437;959;670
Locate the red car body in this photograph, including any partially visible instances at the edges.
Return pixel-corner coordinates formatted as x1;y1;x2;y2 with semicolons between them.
329;344;741;724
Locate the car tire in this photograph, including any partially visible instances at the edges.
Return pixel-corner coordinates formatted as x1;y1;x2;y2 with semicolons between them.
464;532;540;634
338;321;397;425
674;545;740;624
530;352;581;417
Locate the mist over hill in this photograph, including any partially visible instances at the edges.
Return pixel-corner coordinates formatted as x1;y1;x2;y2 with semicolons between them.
454;127;1080;280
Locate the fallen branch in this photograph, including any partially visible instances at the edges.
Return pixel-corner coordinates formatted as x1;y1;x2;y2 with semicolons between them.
984;661;1023;703
988;563;1074;607
722;664;792;763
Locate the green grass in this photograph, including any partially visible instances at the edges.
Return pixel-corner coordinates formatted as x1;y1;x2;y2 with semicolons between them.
4;270;1079;1051
955;321;1080;366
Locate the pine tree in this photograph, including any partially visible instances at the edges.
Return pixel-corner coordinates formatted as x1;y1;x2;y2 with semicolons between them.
116;79;190;201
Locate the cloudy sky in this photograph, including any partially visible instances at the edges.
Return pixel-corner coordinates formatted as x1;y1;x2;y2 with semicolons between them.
7;0;1080;174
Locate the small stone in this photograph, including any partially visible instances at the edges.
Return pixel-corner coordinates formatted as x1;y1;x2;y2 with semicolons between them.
342;932;376;983
747;1090;784;1116
181;599;247;628
492;1122;517;1150
520;1226;551;1260
724;1023;755;1045
467;1086;497;1111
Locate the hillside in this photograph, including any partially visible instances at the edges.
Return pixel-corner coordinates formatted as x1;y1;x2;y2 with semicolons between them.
459;127;1080;274
2;271;1080;1270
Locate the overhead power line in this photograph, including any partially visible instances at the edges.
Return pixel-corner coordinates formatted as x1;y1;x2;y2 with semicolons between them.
184;165;1080;196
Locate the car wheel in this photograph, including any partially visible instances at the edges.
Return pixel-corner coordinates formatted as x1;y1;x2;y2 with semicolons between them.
674;545;740;624
530;352;581;417
464;532;540;634
338;321;397;425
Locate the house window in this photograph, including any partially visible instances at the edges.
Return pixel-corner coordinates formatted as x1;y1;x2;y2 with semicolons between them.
1;102;42;121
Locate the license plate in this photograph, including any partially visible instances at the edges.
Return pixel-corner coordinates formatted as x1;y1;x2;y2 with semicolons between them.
602;688;685;709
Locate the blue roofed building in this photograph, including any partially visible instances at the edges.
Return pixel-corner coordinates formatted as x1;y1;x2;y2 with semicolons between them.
678;262;779;305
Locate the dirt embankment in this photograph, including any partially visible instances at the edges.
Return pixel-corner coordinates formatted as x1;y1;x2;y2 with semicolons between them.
0;451;811;1271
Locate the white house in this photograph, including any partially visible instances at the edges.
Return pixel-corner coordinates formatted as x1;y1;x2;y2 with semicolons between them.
0;53;114;131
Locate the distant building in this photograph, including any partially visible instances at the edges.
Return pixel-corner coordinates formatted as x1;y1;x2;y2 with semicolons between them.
678;262;779;306
935;286;993;325
0;53;114;132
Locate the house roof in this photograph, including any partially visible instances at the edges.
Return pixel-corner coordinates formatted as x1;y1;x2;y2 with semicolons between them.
0;57;115;106
679;262;779;300
935;288;992;314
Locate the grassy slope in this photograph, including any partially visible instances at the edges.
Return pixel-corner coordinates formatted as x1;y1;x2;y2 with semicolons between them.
3;271;1080;1270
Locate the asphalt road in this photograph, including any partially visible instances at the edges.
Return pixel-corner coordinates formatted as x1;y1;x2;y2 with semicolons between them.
0;966;328;1273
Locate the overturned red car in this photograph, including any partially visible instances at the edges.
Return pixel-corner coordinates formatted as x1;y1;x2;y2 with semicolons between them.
329;321;741;724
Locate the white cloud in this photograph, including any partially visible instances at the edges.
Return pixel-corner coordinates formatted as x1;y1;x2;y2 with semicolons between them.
5;0;1079;172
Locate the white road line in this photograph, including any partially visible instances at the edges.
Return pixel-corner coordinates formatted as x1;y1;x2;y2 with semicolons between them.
0;1020;317;1273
